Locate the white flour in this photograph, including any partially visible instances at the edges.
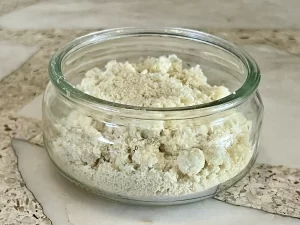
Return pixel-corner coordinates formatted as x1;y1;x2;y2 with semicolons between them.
52;55;253;197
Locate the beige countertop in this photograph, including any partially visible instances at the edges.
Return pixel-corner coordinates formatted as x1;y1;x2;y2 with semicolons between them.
1;1;300;225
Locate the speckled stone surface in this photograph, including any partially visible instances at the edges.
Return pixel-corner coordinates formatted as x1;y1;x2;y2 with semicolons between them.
215;164;300;218
0;115;50;225
1;29;300;224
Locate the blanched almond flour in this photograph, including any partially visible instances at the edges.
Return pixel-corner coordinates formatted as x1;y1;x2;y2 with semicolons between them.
52;55;253;197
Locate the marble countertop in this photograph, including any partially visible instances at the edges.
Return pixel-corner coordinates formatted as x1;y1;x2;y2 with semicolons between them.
0;1;300;225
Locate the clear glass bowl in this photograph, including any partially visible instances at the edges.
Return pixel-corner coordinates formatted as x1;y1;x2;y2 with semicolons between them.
43;27;264;205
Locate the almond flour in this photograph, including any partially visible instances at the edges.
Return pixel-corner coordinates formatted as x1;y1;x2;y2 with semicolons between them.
52;55;253;197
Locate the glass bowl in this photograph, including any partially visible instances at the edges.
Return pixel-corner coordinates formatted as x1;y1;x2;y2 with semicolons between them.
43;27;264;205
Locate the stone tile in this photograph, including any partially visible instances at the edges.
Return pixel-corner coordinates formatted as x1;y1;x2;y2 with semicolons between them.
18;94;43;120
0;0;39;16
243;45;300;167
0;41;38;81
1;0;300;30
0;1;299;223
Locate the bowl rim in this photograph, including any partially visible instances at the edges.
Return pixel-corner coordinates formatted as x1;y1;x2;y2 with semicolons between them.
48;27;260;115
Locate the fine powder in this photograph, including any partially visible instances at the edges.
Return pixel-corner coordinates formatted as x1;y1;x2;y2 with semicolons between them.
52;55;253;197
